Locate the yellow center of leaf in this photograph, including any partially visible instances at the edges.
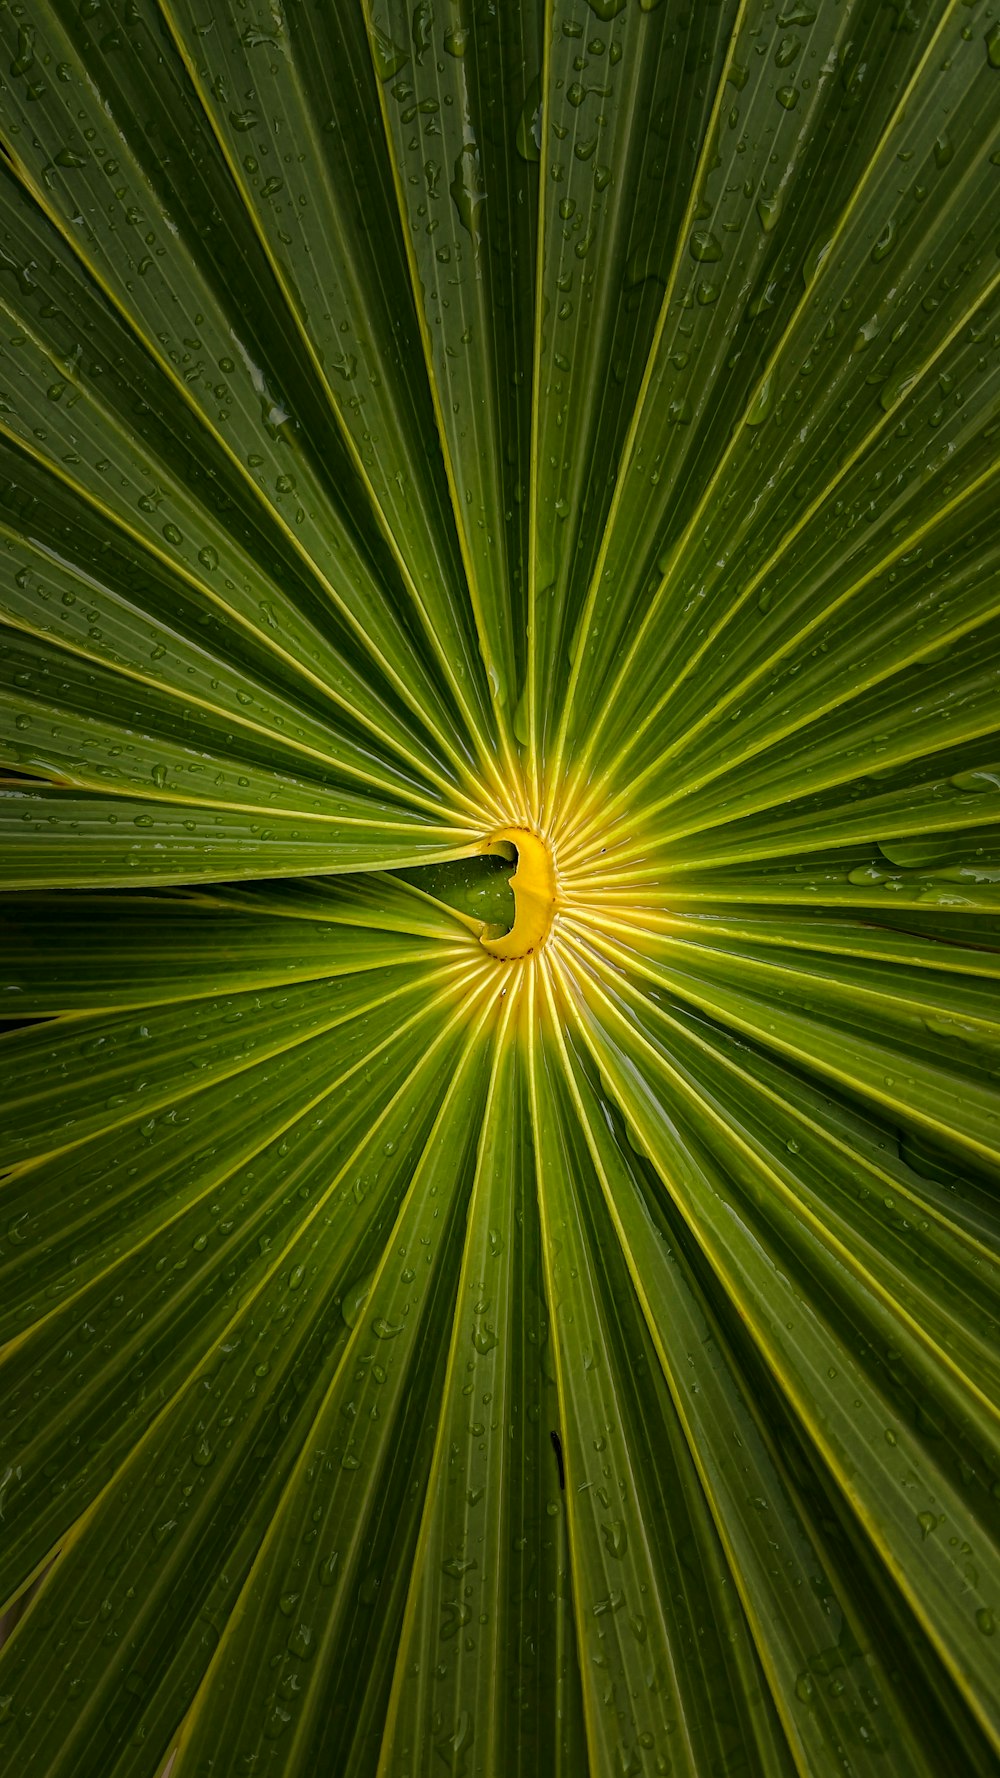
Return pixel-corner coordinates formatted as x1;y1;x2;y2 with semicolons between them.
478;827;558;960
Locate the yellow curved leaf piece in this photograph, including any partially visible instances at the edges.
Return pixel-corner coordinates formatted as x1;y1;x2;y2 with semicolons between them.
479;828;558;960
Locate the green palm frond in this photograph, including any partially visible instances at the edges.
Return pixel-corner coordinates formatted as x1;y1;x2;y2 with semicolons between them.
1;3;999;1775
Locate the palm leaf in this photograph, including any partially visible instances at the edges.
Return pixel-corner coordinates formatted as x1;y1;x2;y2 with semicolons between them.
1;3;998;1775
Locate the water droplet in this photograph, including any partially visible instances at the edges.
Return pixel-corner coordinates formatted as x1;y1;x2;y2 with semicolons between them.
412;1;433;62
342;1275;373;1328
689;229;722;263
802;236;832;285
950;769;1000;793
601;1519;628;1559
264;1705;291;1740
756;192;780;232
358;1572;380;1606
592;1588;624;1616
879;369;917;413
287;1621;314;1659
745;371;775;427
442;1556;476;1579
435;1709;473;1772
516;77;541;163
451;143;485;245
371;26;408;80
871;219;896;263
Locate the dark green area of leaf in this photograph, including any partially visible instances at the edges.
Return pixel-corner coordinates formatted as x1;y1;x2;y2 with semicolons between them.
394;852;516;928
0;2;998;1776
